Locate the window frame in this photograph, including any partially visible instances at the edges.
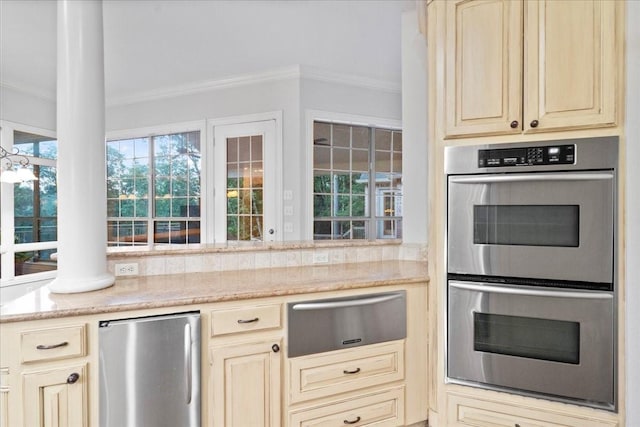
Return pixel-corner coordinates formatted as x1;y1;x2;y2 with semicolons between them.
105;120;208;249
305;110;403;241
0;120;58;287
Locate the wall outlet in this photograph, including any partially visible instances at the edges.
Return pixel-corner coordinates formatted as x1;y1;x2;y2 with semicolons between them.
115;262;139;276
313;252;329;264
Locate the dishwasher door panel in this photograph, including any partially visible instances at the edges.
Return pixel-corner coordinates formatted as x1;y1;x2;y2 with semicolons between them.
99;312;201;427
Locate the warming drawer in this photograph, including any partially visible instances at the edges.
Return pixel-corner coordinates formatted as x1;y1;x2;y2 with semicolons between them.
287;291;406;358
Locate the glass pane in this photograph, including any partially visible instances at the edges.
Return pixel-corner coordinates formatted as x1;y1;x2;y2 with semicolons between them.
227;216;238;240
352;195;366;217
14;218;34;243
392;131;402;151
351;220;367;239
336;195;351;216
352;149;369;172
375;129;392;151
251;135;263;161
314;146;331;170
252;190;263;215
334;173;351;194
187;221;200;244
14;180;34;217
227;163;239;188
314;195;331;217
314;173;331;193
352;175;367;195
15;251;57;276
376;150;392;173
120;199;134;217
227;195;239;215
333;124;350;147
238;190;251;214
238;136;251;162
332;148;350;171
155;198;170;217
227;137;238;162
474;205;580;247
474;312;580;364
352;126;370;149
313;122;331;147
313;220;332;240
377;218;402;239
14;131;58;159
135;199;148;218
392;152;402;173
38;219;57;242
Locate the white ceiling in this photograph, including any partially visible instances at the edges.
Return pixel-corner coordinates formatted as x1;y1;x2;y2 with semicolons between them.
0;0;413;103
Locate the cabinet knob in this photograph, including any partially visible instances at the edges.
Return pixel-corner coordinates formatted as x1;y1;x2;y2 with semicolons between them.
272;344;280;353
268;228;275;235
530;120;539;128
66;372;80;384
510;120;519;129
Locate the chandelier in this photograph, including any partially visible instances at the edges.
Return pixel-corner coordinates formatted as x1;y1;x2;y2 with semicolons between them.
0;146;38;183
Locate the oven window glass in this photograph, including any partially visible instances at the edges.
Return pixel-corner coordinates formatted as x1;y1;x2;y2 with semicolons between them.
474;205;579;247
473;312;580;364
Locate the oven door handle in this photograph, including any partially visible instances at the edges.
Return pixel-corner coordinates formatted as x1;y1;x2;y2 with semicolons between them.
448;172;613;184
449;281;613;299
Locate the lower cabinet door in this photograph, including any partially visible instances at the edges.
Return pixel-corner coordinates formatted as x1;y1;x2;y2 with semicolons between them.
289;387;405;427
210;339;282;427
448;393;618;427
22;364;87;427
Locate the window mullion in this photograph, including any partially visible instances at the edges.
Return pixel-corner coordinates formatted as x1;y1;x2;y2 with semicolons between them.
148;136;155;246
367;127;376;241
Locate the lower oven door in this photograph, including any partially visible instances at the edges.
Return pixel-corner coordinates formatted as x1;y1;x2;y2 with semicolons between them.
447;280;614;410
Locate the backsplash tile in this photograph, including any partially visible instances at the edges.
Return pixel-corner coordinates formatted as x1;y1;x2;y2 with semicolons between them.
107;242;425;278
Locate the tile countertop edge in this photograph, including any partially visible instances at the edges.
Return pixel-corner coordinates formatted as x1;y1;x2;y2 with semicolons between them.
0;261;428;323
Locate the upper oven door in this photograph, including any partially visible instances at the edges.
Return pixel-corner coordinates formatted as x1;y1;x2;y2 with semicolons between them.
448;171;614;284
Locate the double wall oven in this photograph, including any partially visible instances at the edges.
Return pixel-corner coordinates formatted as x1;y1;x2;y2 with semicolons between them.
445;137;618;411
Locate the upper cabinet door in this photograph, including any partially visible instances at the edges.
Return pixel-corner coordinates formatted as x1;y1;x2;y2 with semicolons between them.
445;0;523;138
524;0;617;133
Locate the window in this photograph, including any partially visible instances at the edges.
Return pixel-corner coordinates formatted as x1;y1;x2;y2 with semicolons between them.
312;121;402;240
0;125;58;283
107;130;201;246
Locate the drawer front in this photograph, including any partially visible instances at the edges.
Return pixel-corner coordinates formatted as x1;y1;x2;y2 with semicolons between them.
448;393;618;427
211;304;281;336
289;387;404;427
290;341;404;403
21;325;86;363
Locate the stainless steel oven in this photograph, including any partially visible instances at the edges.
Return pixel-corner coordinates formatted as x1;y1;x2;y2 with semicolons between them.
445;137;618;411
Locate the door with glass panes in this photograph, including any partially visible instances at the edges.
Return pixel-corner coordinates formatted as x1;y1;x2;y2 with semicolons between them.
214;121;276;242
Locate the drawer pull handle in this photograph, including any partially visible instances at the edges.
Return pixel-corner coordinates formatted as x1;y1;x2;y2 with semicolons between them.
237;317;259;324
343;368;361;375
36;341;69;350
344;416;361;424
66;372;80;384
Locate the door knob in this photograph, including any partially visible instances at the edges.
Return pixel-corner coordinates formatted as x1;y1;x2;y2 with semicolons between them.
66;372;80;384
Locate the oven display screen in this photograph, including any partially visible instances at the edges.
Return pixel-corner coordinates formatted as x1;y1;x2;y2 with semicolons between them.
473;205;580;247
474;312;580;364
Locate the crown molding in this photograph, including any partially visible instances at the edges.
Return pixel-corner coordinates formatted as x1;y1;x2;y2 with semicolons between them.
0;81;56;103
1;65;401;109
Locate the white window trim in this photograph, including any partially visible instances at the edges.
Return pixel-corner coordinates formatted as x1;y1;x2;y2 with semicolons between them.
304;110;402;240
206;111;283;243
0;120;58;288
106;120;208;250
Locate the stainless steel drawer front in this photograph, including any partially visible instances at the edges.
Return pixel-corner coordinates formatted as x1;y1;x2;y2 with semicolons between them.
287;291;406;357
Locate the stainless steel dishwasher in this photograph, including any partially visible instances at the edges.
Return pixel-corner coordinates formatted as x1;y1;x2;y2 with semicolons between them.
287;291;406;357
98;311;201;427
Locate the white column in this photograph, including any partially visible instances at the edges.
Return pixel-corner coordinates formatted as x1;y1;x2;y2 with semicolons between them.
49;0;114;293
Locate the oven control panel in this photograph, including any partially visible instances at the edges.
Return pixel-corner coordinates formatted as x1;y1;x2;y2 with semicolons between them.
478;144;575;167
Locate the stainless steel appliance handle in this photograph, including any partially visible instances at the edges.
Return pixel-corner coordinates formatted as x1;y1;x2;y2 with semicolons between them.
448;172;613;184
291;293;403;311
449;281;613;299
184;323;192;404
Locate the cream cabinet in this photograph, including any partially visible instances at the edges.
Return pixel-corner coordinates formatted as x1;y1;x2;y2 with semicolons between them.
444;0;619;139
0;321;89;427
447;392;618;427
287;341;406;427
209;303;283;427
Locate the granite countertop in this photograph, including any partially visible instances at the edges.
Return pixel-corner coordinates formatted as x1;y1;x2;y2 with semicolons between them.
0;261;428;323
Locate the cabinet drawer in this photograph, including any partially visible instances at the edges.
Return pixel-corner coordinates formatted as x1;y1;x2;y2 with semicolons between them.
21;325;86;363
211;304;281;336
289;387;404;427
448;393;618;427
289;341;404;403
